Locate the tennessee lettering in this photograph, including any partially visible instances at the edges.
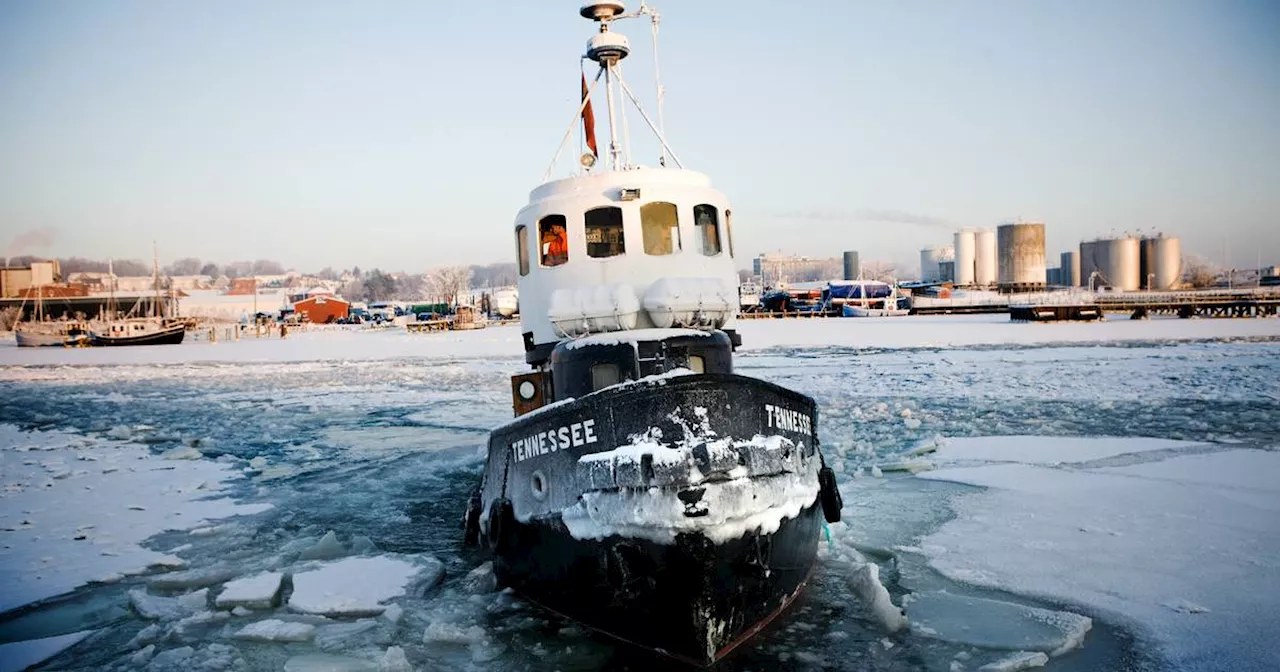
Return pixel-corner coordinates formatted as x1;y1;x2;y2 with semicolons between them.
764;403;813;436
511;419;597;462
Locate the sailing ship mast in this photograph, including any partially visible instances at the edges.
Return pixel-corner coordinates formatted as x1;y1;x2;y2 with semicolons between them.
152;242;162;320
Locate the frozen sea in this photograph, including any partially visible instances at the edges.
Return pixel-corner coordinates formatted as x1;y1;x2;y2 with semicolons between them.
1;315;1278;672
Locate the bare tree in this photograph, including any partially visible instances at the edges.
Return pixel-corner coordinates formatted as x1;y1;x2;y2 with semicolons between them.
861;260;899;282
165;257;202;276
426;266;474;307
1182;256;1217;289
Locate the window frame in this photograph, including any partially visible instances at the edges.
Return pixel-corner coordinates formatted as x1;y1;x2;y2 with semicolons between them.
725;209;735;258
584;206;626;259
515;224;530;276
640;201;682;256
694;204;722;257
538;214;569;268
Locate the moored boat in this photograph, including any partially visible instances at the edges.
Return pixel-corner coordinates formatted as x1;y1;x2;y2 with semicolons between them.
13;284;91;347
90;320;186;346
15;325;91;348
462;4;841;666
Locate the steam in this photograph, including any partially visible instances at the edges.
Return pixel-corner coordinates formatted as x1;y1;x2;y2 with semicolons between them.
770;209;953;231
6;227;57;258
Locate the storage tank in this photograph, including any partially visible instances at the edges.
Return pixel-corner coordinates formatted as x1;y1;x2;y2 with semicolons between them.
842;250;860;281
953;229;976;286
1079;240;1098;287
920;245;950;282
1060;251;1080;287
1097;237;1141;290
997;222;1046;288
1140;236;1181;290
974;229;997;286
957;229;972;284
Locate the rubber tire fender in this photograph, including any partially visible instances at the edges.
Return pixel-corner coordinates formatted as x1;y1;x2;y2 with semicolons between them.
818;466;842;523
462;487;483;547
487;497;516;554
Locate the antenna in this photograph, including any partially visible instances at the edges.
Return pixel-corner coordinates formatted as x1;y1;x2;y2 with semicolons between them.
543;3;682;181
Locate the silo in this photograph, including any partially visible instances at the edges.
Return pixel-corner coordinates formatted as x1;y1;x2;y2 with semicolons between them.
1140;236;1181;290
1079;240;1099;287
1060;251;1080;287
1098;237;1141;290
997;222;1046;288
842;251;861;281
974;229;997;286
953;229;977;286
920;246;949;282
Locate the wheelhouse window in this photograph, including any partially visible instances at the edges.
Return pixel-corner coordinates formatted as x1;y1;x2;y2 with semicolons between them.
584;206;625;258
591;363;620;391
694;204;721;256
641;202;680;255
515;225;530;276
538;214;568;267
725;209;735;257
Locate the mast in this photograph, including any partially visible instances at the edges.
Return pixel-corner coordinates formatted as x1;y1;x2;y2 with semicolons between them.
107;258;115;321
543;3;682;180
152;241;162;319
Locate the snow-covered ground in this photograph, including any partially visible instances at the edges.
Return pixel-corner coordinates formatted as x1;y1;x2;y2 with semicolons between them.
0;314;1277;671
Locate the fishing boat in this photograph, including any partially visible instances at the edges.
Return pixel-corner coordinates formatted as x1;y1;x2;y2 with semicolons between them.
462;4;842;665
831;278;910;317
14;285;91;348
89;251;186;346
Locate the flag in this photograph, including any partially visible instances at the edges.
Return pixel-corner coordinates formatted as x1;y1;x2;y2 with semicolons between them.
581;71;598;158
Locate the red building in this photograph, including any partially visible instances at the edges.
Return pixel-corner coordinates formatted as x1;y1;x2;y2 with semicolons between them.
292;293;350;324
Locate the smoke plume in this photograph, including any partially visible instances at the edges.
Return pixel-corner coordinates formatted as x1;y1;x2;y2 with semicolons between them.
769;209;953;231
6;227;58;257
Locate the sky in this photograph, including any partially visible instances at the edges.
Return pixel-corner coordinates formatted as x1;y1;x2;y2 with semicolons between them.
1;0;1278;275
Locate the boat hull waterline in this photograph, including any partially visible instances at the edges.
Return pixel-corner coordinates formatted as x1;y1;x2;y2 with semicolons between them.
475;373;836;665
15;330;90;348
91;324;187;347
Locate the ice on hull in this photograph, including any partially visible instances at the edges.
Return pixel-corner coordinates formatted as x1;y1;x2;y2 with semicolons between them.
474;374;836;666
496;504;822;665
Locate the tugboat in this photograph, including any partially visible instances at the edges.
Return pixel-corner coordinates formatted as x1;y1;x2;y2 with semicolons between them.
464;3;842;666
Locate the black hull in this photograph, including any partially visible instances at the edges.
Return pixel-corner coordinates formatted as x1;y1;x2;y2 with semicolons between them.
495;503;822;666
92;325;186;347
475;372;841;666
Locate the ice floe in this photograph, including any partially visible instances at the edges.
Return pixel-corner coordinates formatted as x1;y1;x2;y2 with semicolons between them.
0;630;95;672
232;618;317;642
0;424;270;613
906;592;1091;657
919;442;1280;670
289;555;443;617
847;562;906;633
214;571;284;609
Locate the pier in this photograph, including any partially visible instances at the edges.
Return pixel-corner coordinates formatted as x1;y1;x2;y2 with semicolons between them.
1011;288;1280;322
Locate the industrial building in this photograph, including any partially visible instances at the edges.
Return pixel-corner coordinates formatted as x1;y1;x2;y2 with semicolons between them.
753;254;841;286
0;261;60;298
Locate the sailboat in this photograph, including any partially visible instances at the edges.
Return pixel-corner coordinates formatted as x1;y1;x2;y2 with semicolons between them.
89;252;186;346
14;284;91;347
462;4;842;666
